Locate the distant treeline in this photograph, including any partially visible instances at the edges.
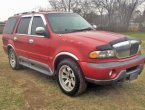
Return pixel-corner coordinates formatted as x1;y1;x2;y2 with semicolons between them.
39;0;145;32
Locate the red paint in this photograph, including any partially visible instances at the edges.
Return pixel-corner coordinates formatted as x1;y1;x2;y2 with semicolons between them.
2;12;145;82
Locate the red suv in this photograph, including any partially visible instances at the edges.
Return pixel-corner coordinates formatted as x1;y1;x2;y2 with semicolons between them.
2;12;145;96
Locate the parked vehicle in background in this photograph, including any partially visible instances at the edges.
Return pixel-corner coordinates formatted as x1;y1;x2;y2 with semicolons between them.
2;11;145;96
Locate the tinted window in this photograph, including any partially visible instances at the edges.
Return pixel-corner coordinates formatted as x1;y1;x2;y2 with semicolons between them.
47;13;92;34
31;16;45;35
17;17;31;34
3;17;18;34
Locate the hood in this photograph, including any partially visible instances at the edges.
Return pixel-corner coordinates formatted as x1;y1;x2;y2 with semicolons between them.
65;31;126;44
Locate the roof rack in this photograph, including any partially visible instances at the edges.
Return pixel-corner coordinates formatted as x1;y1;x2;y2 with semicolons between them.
14;10;58;16
14;11;35;16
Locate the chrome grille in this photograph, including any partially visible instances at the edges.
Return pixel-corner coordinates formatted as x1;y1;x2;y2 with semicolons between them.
113;40;140;59
130;41;140;56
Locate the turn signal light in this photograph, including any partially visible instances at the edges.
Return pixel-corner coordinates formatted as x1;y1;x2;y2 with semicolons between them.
89;52;98;59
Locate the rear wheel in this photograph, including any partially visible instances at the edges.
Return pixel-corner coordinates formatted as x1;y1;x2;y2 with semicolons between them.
57;58;87;96
8;48;22;70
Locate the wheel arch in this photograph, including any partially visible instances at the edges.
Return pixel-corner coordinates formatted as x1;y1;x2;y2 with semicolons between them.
7;44;15;53
53;52;80;73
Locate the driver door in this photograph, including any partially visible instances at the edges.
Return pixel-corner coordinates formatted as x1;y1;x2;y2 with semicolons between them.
27;15;51;65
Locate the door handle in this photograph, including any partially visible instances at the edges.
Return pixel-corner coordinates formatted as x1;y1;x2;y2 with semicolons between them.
13;37;17;41
28;39;34;44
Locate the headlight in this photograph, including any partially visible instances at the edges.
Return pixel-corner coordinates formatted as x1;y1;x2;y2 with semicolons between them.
89;50;115;59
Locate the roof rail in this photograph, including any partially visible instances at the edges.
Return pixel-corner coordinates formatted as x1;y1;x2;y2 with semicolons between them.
38;8;56;12
14;11;35;16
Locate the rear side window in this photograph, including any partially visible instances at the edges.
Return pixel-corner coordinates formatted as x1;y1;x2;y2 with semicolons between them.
31;16;45;35
17;17;31;34
3;17;18;34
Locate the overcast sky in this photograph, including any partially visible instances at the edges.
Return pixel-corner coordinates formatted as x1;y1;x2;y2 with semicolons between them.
0;0;144;22
0;0;50;21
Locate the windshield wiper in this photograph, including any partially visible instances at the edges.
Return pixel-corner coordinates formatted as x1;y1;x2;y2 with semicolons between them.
65;27;93;33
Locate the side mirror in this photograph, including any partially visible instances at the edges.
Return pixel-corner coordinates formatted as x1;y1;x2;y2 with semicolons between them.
35;27;47;36
92;25;97;29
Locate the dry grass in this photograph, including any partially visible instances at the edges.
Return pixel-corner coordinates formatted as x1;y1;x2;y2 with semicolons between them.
0;34;145;110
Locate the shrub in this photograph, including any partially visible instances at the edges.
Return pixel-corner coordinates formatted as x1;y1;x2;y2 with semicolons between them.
128;23;140;32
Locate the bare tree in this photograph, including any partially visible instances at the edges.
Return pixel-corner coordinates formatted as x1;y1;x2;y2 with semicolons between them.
49;0;82;12
92;0;144;31
44;0;145;32
134;8;145;31
92;0;107;27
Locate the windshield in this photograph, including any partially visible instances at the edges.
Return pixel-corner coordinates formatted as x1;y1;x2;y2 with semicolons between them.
47;13;93;34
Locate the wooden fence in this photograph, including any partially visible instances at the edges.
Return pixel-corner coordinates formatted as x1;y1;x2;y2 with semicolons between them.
0;23;5;33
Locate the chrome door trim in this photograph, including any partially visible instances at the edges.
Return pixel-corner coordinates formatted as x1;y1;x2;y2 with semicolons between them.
28;14;47;36
16;14;47;38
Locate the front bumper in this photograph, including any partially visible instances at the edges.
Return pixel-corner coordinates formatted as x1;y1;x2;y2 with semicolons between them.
80;55;145;85
86;64;144;85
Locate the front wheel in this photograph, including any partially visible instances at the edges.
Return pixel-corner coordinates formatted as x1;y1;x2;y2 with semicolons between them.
57;59;87;96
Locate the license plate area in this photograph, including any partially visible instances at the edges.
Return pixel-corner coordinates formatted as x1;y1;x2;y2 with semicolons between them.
129;73;138;81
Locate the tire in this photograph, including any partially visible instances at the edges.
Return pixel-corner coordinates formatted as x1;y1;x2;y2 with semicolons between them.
57;58;87;96
8;48;22;70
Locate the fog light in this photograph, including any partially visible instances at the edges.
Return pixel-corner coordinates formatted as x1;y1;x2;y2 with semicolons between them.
109;71;113;76
109;70;117;79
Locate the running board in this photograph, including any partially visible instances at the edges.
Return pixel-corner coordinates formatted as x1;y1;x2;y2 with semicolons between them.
19;57;53;76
